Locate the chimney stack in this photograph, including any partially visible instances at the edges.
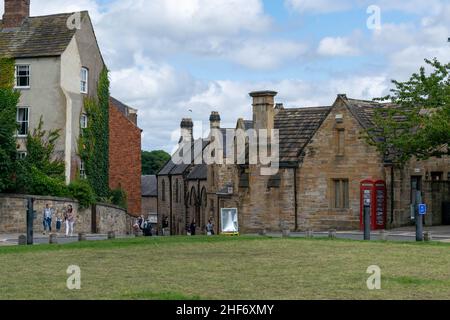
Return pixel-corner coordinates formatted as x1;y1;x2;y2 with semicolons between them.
209;111;221;129
2;0;30;28
249;90;278;131
180;118;194;143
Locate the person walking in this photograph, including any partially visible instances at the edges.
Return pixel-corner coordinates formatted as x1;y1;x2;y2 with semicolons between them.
55;211;63;234
206;219;215;236
65;205;75;237
189;220;196;236
43;204;53;235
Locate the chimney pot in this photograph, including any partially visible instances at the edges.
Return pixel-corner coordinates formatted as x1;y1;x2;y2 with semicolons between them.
209;111;221;129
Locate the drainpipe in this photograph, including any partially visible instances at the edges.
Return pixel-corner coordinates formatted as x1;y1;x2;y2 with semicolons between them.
294;167;298;231
391;166;394;225
169;175;173;235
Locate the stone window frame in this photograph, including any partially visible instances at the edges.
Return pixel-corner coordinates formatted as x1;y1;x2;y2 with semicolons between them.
16;106;29;137
15;64;30;89
80;67;89;94
162;179;166;202
331;178;349;209
79;160;87;179
336;128;345;156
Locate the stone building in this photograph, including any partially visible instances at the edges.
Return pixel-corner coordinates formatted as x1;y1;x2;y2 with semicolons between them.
141;175;158;222
0;0;142;215
158;90;449;234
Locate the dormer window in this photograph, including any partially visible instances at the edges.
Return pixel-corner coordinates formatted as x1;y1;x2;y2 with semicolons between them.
80;67;88;94
15;65;30;89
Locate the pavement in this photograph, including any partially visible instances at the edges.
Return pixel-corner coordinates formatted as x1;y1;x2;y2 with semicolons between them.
0;233;134;246
1;226;450;246
262;225;450;242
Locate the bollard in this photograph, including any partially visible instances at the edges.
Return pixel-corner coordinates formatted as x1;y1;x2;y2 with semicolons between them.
328;229;337;239
107;231;116;240
282;229;290;238
424;231;432;242
18;235;27;246
380;230;388;241
78;233;87;241
306;230;314;238
49;233;58;244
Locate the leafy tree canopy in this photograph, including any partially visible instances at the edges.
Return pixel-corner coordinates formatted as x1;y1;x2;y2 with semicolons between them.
367;58;450;165
142;150;171;175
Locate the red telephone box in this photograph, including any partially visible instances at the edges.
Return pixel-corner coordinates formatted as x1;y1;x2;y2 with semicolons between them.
360;180;387;230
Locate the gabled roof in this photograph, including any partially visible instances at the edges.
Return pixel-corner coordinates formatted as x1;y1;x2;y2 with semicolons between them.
275;106;331;164
0;12;88;58
187;164;207;180
141;175;157;197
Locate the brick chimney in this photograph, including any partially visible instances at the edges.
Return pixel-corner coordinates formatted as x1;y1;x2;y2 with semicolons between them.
249;90;278;131
2;0;30;28
209;111;221;129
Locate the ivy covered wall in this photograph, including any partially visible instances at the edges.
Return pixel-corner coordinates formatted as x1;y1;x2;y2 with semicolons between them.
79;67;110;199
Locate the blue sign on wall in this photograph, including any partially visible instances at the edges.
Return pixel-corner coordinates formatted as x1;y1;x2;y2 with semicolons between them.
419;204;427;215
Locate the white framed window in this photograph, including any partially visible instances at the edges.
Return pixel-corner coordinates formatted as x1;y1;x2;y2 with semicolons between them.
80;113;88;129
17;107;29;137
17;151;27;160
80;161;87;179
15;65;30;88
80;67;88;94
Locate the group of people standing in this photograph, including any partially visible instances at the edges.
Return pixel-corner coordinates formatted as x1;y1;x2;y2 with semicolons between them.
42;203;76;237
187;218;215;236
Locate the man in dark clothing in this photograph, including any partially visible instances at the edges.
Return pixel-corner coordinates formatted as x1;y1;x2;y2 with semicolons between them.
190;221;196;236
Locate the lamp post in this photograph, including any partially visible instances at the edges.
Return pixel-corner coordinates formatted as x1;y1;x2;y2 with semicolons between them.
26;198;35;245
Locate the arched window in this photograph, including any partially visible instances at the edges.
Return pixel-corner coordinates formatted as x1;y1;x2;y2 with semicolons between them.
162;179;166;202
175;179;179;203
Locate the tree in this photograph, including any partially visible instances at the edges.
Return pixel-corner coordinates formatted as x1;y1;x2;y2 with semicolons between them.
367;58;450;165
15;116;67;196
142;150;171;175
0;57;20;192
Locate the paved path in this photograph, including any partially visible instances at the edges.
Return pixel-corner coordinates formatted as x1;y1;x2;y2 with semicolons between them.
0;233;134;246
1;226;450;246
263;225;450;242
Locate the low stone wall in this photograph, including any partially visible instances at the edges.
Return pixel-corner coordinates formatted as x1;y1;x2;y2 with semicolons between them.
0;194;133;235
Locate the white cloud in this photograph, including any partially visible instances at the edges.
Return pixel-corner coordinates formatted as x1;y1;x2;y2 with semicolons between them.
317;37;359;56
228;39;308;70
285;0;351;14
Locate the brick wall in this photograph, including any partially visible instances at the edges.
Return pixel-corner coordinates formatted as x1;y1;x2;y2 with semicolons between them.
142;196;157;217
109;102;142;216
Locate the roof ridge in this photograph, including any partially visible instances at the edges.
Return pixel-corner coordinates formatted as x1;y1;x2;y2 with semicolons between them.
28;11;89;19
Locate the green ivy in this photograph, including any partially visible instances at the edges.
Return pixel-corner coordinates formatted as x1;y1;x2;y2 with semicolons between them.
0;57;20;192
79;67;110;199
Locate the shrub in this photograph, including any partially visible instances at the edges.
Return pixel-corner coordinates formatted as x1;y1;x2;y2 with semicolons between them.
68;179;96;209
23;166;69;197
110;188;127;209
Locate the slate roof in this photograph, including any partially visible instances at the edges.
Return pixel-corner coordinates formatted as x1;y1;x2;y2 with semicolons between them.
141;175;157;197
274;106;331;165
158;139;209;176
110;96;137;117
187;164;207;180
0;12;88;58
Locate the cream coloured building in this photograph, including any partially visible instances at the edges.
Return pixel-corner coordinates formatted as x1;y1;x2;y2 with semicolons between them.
0;0;104;183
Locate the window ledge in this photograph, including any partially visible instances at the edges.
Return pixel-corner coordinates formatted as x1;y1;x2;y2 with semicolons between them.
15;87;31;90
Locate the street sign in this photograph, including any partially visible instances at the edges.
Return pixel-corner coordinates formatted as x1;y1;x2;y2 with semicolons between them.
419;204;427;215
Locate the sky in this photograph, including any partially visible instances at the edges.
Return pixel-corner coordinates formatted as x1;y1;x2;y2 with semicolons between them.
1;0;449;152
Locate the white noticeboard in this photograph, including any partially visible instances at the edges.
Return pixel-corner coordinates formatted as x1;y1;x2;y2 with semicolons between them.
220;208;239;234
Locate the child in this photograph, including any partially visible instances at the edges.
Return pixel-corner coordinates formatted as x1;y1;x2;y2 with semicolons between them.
55;211;63;234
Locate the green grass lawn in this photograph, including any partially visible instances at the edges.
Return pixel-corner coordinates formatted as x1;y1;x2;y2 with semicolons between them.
0;236;449;300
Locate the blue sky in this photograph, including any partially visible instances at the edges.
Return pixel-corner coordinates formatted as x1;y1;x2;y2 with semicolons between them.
2;0;449;152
